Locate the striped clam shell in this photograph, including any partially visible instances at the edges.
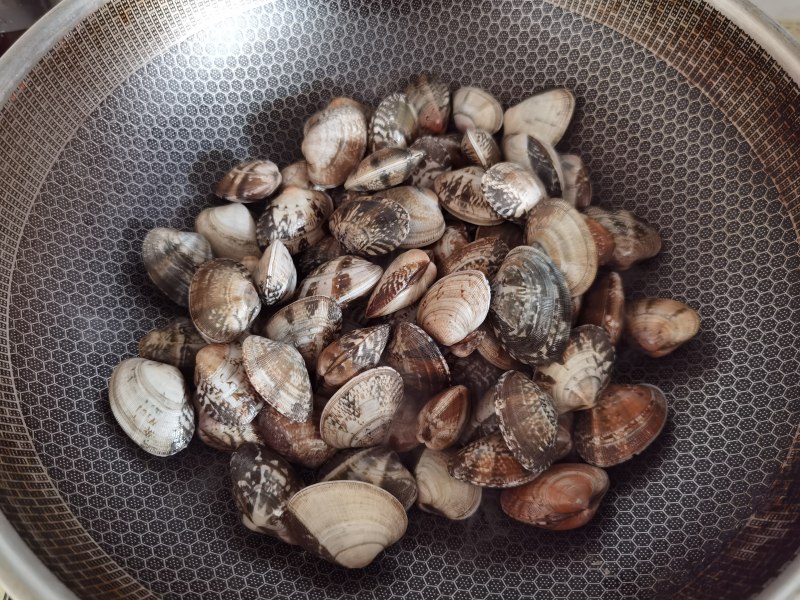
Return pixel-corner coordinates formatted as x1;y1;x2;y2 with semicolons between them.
502;133;565;197
316;324;391;395
475;221;524;249
430;223;470;268
584;206;662;271
415;447;483;520
384;322;450;396
366;250;437;319
195;204;260;261
138;317;207;377
369;92;418;152
296;236;346;278
196;404;263;453
407;135;453;189
448;431;539;488
579;271;625;345
381;186;446;249
252;240;297;306
194;342;263;426
560;153;592;208
345;147;425;192
481;162;547;224
446;351;505;407
416;385;471;450
142;227;213;307
302;103;368;188
256;404;336;469
623;297;700;358
215;159;281;203
329;197;411;256
440;236;509;279
297;255;383;307
405;73;450;135
434;166;504;226
462;128;501;169
417;270;491;347
256;186;333;255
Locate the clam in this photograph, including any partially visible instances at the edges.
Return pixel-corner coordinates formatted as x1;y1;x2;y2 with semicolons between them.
583;207;662;270
555;412;575;460
524;198;598;296
297;255;383;307
280;160;314;190
138;317;206;376
301;103;367;188
490;245;572;366
285;481;407;569
462;128;501;169
475;222;524;249
240;254;261;275
328;96;373;121
494;371;558;473
534;325;616;414
459;385;499;445
447;351;505;405
405;73;450;135
296;235;346;277
502;133;565;197
503;88;575;145
475;324;526;371
196;402;263;452
416;448;482;520
624;298;700;357
344;147;425;192
384;322;450;396
195;204;260;261
434;167;504;226
366;250;437;319
574;383;668;467
407;136;453;189
447;328;485;358
255;186;333;255
329;197;411;256
429;223;470;267
142;227;213;307
440;237;509;279
215;159;281;203
230;443;303;543
438;132;471;168
319;366;404;448
452;86;503;134
500;463;609;530
188;258;261;343
369;92;419;152
416;385;470;450
381;186;445;249
579;271;625;344
241;335;313;422
252;240;297;306
256;404;336;469
417;270;491;347
448;431;538;488
583;215;616;266
560;154;592;208
264;296;342;370
194;343;263;426
385;393;427;453
108;358;194;457
318;447;417;510
316;325;391;395
481;162;547;224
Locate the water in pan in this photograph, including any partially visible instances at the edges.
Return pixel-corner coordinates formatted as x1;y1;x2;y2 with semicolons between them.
7;0;800;598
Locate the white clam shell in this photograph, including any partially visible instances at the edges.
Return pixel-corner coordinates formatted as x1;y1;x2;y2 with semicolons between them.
415;447;482;520
417;270;491;346
195;204;260;260
452;86;503;134
252;240;297;306
503;88;576;145
302;103;368;188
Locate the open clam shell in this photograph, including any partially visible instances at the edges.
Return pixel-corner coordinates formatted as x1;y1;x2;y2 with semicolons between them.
142;228;213;307
316;324;390;395
462;128;501;169
195;204;260;261
252;240;297;306
297;255;383;307
434;166;504;226
407;135;453;189
416;448;483;520
255;186;333;255
624;297;700;357
579;271;625;344
440;236;509;279
215;159;281;203
417;270;491;346
381;186;446;249
452;86;503;134
416;385;470;450
194;343;263;426
138;317;206;377
502;132;565;197
405;73;450;135
366;250;437;319
503;88;576;145
302;103;368;188
448;431;539;488
369;92;418;152
329;197;411;256
584;207;662;270
560;154;592;208
385;322;451;396
481;162;547;224
256;404;336;469
345;147;425;192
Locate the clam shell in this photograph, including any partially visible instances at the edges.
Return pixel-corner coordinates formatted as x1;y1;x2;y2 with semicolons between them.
438;132;471;168
142;228;213;307
230;443;303;543
194;343;263;426
624;298;700;358
447;351;505;404
108;358;194;457
525;198;598;296
447;328;485;358
475;324;526;371
583;207;662;270
256;186;333;255
500;463;609;530
560;154;592;208
188;258;261;343
440;237;509;279
459;385;499;445
495;371;558;473
366;250;437;319
369;92;419;152
240;254;261;275
216;159;281;203
328;96;373;122
302;103;368;188
252;240;297;306
452;86;503;134
297;255;383;307
138;317;206;377
417;270;491;346
579;271;625;344
407;136;453;189
555;412;575;460
296;235;346;277
490;245;572;366
481;162;547;224
429;223;470;268
448;431;538;488
534;325;616;414
416;448;482;520
574;383;668;467
502;133;565;197
385;392;427;453
345;147;425;192
318;447;417;510
434;166;504;226
264;296;342;370
416;385;470;450
462;128;501;169
503;88;575;145
196;403;263;452
195;204;260;261
285;481;407;569
241;335;313;422
381;186;446;249
384;322;450;396
329;197;411;256
475;222;524;249
583;216;616;266
256;404;336;469
280;160;314;190
316;325;391;395
405;73;450;135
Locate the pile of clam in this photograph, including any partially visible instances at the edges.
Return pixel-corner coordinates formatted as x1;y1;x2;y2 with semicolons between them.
108;74;701;568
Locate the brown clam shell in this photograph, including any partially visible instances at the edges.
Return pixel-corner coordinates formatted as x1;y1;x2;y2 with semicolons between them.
416;385;470;450
440;236;509;279
215;159;281;203
583;207;662;270
196;402;263;453
447;351;505;405
194;342;263;426
624;297;701;358
296;255;383;307
280;160;314;190
417;270;492;346
434;166;504;226
345;147;425;192
481;162;547;224
329;197;411;256
142;227;214;307
366;250;437;319
555;412;575;461
459;384;500;445
385;392;427;454
316;325;391;395
579;271;625;345
448;431;539;488
384;322;450;396
407;136;453;189
415;448;483;520
428;223;470;268
560;154;592;208
405;73;450;135
255;186;333;254
302;103;368;188
138;317;206;377
255;404;336;469
583;216;616;267
447;328;486;358
295;236;346;277
462;128;501;169
381;186;446;249
475;324;526;371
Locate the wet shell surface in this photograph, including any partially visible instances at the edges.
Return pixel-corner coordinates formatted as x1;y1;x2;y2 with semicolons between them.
583;216;616;267
109;358;194;457
624;298;701;358
500;463;609;530
296;236;346;277
196;402;263;453
462;128;501;169
194;343;263;426
475;324;526;371
502;133;565;197
430;223;470;268
280;160;314;190
440;237;509;280
319;366;404;448
452;86;503;134
188;258;261;344
525;198;598;296
366;250;437;319
448;431;538;488
415;448;482;520
405;73;450;135
301;103;368;188
345;147;425;192
252;240;297;306
407;136;453;189
369;92;418;152
574;383;668;467
142;228;213;307
475;222;524;249
584;207;662;270
434;166;504;226
241;335;313;422
318;447;417;510
416;385;470;450
285;481;407;569
503;88;576;145
256;404;336;469
255;186;333;255
329;197;411;256
195;204;260;261
481;162;547;223
535;325;616;414
560;154;592;208
579;271;625;345
297;255;383;307
138;317;206;376
384;322;451;396
448;328;485;358
417;270;491;347
216;159;281;203
316;325;391;395
381;186;446;249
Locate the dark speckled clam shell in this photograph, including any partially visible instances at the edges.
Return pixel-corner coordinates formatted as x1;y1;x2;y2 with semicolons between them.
447;431;539;488
256;186;333;254
384;322;450;397
329;197;411;256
